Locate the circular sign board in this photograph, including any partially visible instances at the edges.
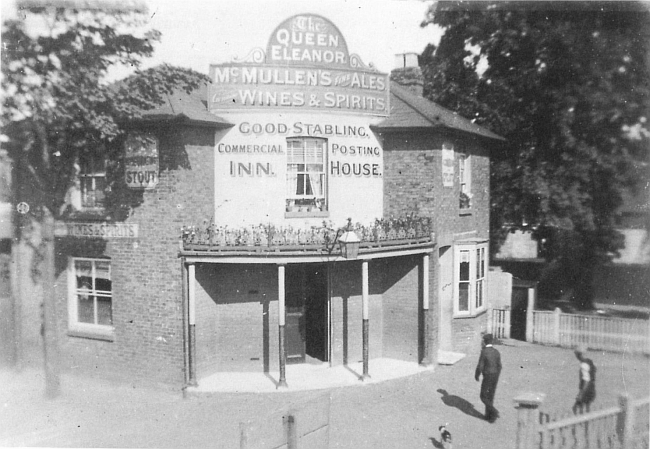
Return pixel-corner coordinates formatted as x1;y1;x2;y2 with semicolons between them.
16;202;30;214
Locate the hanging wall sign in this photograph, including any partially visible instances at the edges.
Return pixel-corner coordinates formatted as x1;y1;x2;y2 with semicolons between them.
442;143;454;188
124;132;159;189
209;14;390;116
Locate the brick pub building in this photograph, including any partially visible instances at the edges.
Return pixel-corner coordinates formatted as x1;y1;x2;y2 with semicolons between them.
6;14;503;390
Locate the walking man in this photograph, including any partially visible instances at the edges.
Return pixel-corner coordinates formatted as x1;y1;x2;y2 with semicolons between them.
572;346;596;414
475;333;502;422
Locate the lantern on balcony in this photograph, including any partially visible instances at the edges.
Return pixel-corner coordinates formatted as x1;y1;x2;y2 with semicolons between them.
338;230;361;259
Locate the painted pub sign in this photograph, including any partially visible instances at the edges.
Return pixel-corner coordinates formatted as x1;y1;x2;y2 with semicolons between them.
124;132;159;189
209;14;390;116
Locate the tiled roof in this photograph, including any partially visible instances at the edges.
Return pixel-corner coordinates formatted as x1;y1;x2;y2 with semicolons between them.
133;79;502;140
138;84;233;128
374;82;505;141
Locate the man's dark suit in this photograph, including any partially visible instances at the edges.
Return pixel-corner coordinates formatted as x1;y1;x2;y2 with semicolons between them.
474;344;502;422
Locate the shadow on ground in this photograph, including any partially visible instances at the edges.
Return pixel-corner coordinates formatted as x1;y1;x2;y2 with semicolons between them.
437;388;484;420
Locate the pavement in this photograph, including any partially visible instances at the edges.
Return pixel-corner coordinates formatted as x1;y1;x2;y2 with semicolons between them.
189;358;432;393
1;340;648;448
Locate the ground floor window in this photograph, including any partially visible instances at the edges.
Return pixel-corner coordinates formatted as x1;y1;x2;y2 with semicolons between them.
68;258;113;338
454;241;488;317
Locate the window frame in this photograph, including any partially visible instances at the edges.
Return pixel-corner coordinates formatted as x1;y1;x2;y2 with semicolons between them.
285;136;329;218
458;152;472;210
79;151;107;210
67;257;114;340
453;241;488;317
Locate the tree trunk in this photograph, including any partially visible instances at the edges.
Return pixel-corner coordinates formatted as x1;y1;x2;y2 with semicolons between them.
573;261;595;310
42;209;60;398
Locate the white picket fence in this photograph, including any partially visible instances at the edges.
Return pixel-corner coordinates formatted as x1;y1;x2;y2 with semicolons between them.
488;307;511;339
515;394;649;449
489;307;650;355
531;308;650;355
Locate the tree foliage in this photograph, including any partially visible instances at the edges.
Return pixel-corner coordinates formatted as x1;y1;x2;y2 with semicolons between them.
421;1;650;307
1;5;210;395
1;6;209;217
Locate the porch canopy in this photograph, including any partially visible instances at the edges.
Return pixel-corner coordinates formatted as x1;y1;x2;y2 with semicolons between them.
179;217;436;389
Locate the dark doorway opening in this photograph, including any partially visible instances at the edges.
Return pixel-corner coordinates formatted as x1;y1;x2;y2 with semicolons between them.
510;279;536;341
285;264;329;364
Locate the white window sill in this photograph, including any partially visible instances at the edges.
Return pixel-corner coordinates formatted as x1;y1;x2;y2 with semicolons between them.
68;324;114;342
453;308;487;319
459;208;473;216
285;211;329;219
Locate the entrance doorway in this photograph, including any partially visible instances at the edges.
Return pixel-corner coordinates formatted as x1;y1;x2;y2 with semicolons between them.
285;264;329;364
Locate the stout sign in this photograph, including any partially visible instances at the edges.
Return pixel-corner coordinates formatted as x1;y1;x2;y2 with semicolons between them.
124;132;159;189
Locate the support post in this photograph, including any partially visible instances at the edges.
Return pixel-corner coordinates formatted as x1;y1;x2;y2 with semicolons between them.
284;414;298;449
505;308;511;339
181;259;189;394
487;307;493;334
361;260;370;380
525;287;535;342
514;392;545;449
553;307;561;345
278;264;288;388
618;393;636;449
187;262;197;387
421;254;432;367
239;421;250;449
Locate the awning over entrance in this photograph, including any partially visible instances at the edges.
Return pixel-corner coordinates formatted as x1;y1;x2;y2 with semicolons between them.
180;236;436;390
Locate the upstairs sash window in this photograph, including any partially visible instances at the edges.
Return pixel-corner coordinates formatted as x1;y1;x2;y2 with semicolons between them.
286;138;327;214
80;152;106;209
459;153;472;209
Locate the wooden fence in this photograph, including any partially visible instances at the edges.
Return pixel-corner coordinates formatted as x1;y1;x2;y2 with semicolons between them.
488;307;511;339
515;393;649;449
531;308;650;355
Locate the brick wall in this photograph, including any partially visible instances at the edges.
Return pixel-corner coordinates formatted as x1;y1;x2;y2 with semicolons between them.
329;260;383;366
383;131;490;242
194;263;279;374
383;130;491;358
451;313;488;355
380;255;421;362
54;125;216;388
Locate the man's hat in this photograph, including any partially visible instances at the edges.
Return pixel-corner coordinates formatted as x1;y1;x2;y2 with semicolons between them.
574;345;587;354
483;333;493;344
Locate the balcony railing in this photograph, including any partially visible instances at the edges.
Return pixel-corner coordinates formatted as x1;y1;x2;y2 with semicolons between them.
181;215;434;253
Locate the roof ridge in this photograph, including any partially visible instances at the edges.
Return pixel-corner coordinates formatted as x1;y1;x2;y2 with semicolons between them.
388;81;505;141
389;82;442;128
166;92;175;114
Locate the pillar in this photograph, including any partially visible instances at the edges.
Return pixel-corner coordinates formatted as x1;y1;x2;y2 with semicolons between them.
421;253;433;366
618;393;636;449
525;287;535;342
278;264;288;388
361;260;370;380
187;262;197;387
514;392;545;449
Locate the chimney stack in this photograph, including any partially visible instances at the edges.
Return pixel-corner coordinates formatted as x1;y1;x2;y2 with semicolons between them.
391;52;424;97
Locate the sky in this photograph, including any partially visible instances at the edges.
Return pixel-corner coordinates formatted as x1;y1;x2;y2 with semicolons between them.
2;0;443;77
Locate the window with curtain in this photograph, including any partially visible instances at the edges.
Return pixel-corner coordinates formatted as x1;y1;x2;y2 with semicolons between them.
454;241;488;317
459;153;471;209
68;258;113;339
286;137;327;214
